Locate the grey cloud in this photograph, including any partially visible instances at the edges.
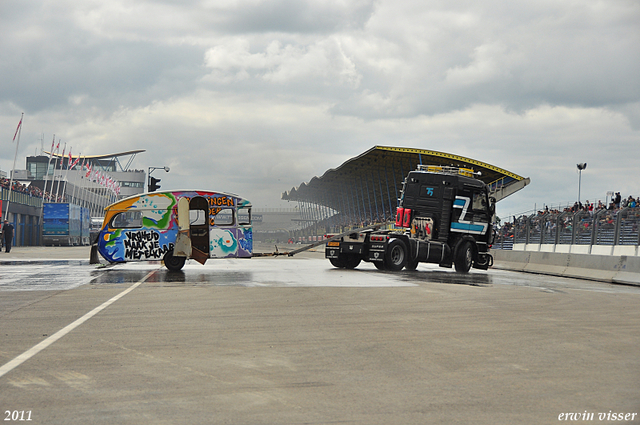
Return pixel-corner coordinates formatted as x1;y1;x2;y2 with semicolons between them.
1;0;638;214
327;1;640;119
204;0;376;34
0;34;204;114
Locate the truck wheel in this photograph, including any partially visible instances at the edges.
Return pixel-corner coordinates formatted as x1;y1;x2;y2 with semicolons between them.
164;250;186;272
385;239;407;271
405;258;419;271
343;255;361;269
454;241;474;273
330;257;346;268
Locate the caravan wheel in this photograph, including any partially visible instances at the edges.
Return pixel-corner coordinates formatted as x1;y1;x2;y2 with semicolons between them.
163;250;186;272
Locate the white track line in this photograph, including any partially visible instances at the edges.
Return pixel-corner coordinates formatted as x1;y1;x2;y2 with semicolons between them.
0;269;158;379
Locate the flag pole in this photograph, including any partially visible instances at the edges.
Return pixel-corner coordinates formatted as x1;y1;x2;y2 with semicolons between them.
39;135;56;242
61;148;73;203
54;143;66;202
4;113;24;221
70;154;81;204
42;136;55;202
43;138;57;195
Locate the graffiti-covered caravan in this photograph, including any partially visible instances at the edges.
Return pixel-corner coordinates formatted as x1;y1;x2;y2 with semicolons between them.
93;190;252;271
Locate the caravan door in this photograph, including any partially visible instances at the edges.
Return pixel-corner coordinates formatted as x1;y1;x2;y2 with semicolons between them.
189;196;210;263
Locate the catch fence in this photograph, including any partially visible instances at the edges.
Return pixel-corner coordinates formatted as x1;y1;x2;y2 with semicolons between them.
494;207;640;250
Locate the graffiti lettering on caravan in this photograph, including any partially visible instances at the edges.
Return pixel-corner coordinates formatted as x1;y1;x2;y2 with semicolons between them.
209;196;234;207
123;230;174;260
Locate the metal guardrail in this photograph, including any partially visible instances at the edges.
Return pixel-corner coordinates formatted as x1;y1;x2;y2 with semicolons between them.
1;187;43;208
494;207;640;249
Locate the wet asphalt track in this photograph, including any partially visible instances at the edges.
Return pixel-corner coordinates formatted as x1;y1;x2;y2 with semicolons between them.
1;251;639;424
2;256;640;294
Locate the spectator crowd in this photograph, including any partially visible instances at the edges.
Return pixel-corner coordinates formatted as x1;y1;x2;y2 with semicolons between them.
0;178;66;202
496;191;640;246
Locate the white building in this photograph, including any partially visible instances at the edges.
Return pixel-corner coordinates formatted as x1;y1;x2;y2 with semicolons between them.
25;150;146;217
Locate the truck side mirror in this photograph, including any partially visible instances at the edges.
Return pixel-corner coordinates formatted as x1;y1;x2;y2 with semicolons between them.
489;197;496;215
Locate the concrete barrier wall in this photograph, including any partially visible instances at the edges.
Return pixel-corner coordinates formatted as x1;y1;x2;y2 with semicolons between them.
492;249;640;286
513;243;639;256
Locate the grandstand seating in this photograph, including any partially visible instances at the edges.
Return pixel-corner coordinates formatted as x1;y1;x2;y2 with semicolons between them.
496;207;640;250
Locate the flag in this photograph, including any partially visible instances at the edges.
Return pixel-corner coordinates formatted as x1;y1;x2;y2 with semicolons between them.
70;156;80;169
68;149;73;169
12;117;22;142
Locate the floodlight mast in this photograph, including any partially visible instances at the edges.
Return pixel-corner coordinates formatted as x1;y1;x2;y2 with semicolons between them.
577;163;587;204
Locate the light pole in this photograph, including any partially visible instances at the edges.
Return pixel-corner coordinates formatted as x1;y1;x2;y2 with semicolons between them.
577;163;587;204
148;166;170;192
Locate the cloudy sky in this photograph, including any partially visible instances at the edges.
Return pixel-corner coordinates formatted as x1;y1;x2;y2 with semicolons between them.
1;0;639;219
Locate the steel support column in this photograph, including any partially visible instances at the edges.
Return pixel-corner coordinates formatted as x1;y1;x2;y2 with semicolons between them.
383;165;393;220
392;162;400;208
376;169;386;221
367;172;379;222
351;181;362;225
361;174;372;224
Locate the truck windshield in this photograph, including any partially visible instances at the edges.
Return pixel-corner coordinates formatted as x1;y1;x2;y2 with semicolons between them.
472;192;488;212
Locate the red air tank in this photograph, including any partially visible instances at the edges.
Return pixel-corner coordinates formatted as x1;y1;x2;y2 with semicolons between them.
395;207;404;227
402;208;412;228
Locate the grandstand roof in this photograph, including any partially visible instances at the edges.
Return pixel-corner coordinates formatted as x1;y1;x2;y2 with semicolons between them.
282;146;529;217
45;149;146;160
43;149;146;172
